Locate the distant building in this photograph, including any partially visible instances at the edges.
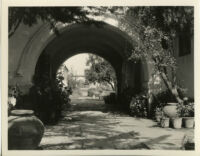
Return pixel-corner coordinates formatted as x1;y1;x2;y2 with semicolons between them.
58;65;69;86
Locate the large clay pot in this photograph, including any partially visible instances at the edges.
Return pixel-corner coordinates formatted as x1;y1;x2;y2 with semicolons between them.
8;110;44;150
163;103;178;118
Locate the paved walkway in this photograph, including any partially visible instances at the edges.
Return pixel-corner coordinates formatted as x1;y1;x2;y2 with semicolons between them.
40;99;194;150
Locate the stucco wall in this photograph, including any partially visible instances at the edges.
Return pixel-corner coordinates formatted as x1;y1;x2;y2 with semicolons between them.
174;36;194;98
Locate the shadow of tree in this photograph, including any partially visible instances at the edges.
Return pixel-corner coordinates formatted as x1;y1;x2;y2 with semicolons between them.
41;131;172;150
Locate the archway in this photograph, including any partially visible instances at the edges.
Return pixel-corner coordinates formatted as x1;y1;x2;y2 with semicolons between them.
30;21;141;95
9;20;150;104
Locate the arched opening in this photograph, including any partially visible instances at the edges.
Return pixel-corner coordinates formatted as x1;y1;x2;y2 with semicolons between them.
34;51;118;118
55;53;118;111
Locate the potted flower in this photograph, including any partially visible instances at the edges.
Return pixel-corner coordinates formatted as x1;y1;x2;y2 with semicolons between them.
160;113;170;128
182;102;194;128
155;107;163;122
171;103;183;129
8;85;22;115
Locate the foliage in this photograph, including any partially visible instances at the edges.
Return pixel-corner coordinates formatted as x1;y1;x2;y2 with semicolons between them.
115;7;194;103
155;90;176;104
29;73;72;124
88;88;102;97
85;54;117;91
9;7;90;38
149;90;176;118
28;53;72;124
175;97;194;117
129;93;148;118
179;102;194;117
55;71;72;108
8;85;22;115
8;85;22;98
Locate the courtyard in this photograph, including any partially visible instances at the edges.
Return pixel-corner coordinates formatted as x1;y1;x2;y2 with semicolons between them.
40;99;194;150
6;6;195;153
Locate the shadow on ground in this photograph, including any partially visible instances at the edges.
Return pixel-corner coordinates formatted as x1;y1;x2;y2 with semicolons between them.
40;99;194;150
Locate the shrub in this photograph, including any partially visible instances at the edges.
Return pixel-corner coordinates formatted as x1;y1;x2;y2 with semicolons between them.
151;90;175;118
27;73;72;124
118;87;136;112
181;102;194;117
129;93;148;118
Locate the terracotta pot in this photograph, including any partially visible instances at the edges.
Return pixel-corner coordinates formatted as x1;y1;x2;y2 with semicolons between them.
171;118;182;129
8;110;44;150
160;118;169;128
163;103;178;118
183;117;194;128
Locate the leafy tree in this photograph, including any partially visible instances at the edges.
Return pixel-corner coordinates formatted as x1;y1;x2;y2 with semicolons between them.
113;7;194;103
85;54;117;91
9;7;89;38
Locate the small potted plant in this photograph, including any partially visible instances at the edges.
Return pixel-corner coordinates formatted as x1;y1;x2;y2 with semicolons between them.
182;102;194;128
155;107;163;122
171;103;183;129
8;85;22;115
160;113;170;128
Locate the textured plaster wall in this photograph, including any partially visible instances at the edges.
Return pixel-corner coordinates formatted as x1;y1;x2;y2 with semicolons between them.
174;36;194;98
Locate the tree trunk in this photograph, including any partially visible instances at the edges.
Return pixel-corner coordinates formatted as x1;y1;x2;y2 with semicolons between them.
9;18;22;38
107;81;115;91
160;71;183;104
151;56;183;104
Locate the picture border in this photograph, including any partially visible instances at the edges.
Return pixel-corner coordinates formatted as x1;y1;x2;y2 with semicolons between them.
1;0;200;156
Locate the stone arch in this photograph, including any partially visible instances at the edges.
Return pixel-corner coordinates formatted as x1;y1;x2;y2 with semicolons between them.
10;21;150;94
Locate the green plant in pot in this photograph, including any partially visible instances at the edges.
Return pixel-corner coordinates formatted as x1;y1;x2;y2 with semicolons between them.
8;85;22;116
160;113;170;128
182;101;194;128
129;93;148;118
154;90;178;118
155;107;163;122
171;103;183;129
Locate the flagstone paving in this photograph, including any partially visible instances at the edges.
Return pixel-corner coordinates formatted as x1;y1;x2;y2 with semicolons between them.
40;99;194;150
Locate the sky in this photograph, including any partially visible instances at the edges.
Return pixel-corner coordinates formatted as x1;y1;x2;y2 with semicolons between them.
64;53;89;75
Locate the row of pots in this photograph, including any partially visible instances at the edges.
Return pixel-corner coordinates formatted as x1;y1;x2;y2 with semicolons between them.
156;102;194;129
159;117;194;129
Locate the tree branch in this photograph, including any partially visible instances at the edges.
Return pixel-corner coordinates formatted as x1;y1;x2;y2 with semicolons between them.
9;18;22;38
